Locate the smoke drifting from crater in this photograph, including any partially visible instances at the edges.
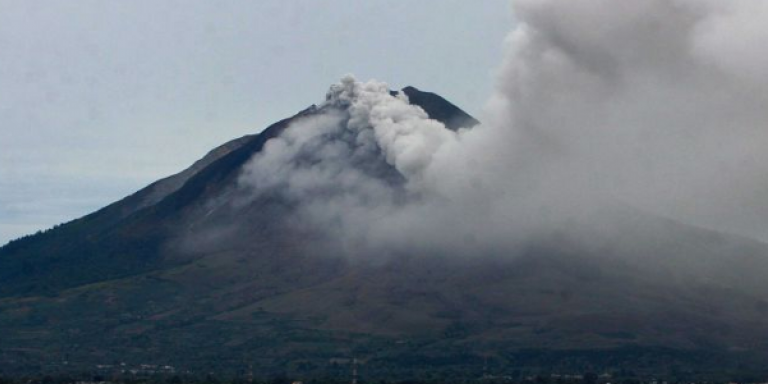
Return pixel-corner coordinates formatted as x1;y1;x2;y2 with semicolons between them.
235;0;768;257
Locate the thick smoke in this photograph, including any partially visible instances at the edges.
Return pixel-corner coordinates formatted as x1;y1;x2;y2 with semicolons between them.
236;78;469;255
235;0;768;258
486;0;768;241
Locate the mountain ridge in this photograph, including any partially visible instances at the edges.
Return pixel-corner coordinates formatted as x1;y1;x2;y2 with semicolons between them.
1;84;768;379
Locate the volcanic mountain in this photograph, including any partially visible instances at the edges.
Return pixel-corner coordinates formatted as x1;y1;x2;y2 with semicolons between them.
1;81;768;380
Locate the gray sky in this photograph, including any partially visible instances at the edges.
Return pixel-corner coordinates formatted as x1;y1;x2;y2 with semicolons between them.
0;1;512;244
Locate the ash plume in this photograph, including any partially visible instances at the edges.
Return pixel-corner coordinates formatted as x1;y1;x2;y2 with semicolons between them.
226;0;768;259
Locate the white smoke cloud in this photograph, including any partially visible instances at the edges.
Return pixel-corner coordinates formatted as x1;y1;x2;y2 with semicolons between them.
236;76;464;254
234;0;768;257
487;0;768;241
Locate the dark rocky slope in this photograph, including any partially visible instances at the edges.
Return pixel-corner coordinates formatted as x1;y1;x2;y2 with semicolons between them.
1;86;767;380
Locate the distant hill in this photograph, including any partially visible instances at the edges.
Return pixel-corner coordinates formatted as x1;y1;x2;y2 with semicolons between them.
1;84;768;381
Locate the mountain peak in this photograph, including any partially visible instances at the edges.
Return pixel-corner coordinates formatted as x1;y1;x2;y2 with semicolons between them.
397;86;480;131
3;79;767;378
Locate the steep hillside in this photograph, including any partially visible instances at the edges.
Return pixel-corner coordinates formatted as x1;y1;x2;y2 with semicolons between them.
1;84;768;380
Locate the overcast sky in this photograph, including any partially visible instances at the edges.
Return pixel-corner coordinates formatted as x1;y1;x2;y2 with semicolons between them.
0;1;512;244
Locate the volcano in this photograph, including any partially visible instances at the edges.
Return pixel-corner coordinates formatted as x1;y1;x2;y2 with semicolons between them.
1;81;768;380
